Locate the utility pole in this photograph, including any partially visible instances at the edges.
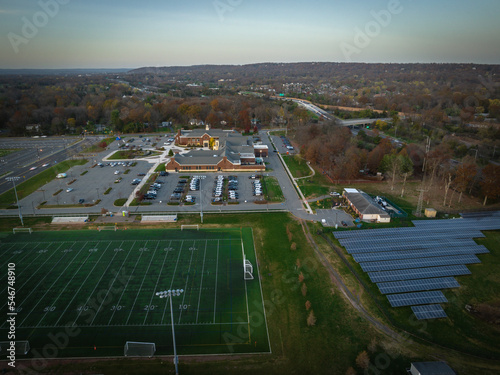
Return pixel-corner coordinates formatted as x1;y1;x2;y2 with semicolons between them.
7;177;23;226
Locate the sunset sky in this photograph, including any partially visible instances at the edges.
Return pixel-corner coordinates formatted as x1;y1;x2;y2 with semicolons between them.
1;0;499;68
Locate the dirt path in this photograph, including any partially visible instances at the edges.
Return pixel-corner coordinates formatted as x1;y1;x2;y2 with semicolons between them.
298;219;403;340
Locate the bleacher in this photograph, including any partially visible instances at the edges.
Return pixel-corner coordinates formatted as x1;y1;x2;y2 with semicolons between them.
52;216;89;224
141;215;177;223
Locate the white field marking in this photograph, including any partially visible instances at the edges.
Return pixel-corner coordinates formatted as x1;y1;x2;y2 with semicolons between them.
251;227;272;354
244;267;250;344
89;240;137;326
213;240;220;323
195;240;208;323
54;241;112;326
15;243;68;327
124;241;160;325
73;241;126;325
7;242;64;310
0;242;39;296
0;243;23;267
177;240;197;324
20;321;249;329
143;240;172;325
110;241;154;325
160;240;184;325
32;242;90;327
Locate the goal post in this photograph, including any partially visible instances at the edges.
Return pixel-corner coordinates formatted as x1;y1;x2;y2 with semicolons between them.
98;225;117;232
124;341;156;357
242;240;254;280
13;228;32;234
181;224;199;231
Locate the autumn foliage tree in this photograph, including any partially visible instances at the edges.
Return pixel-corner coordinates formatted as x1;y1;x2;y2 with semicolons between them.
481;164;500;205
306;310;317;326
355;350;370;370
453;158;477;203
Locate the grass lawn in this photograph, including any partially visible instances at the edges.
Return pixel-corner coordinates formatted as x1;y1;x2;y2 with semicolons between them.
262;176;285;202
0;149;18;157
0;160;88;209
296;171;332;199
155;163;166;172
281;155;312;178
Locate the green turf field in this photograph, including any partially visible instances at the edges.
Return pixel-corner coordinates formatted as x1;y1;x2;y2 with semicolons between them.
0;228;270;358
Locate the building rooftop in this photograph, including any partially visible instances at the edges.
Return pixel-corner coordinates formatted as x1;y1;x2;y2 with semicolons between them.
344;189;390;218
410;361;456;375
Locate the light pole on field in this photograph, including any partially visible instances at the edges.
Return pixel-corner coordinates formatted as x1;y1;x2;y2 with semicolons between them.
7;177;23;226
156;289;184;375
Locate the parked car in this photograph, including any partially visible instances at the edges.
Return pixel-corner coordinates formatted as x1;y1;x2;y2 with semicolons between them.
66;188;73;193
78;198;85;204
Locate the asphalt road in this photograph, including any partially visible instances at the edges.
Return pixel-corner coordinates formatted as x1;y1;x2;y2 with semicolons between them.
0;136;98;195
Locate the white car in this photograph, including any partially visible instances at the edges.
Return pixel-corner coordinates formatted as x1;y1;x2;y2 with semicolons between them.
114;170;120;175
66;188;73;193
42;163;50;167
29;166;37;171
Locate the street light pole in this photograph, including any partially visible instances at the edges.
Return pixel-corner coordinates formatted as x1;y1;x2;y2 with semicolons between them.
200;178;203;224
156;289;184;375
7;177;23;226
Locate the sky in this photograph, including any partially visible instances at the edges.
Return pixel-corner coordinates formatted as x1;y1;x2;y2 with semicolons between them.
0;0;499;69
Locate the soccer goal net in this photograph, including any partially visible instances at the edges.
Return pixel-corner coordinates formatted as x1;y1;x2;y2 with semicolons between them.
181;224;199;231
242;240;254;280
98;225;117;232
124;341;156;357
13;228;32;234
0;340;30;355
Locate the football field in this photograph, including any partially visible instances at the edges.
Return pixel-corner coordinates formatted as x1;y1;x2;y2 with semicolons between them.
0;228;270;358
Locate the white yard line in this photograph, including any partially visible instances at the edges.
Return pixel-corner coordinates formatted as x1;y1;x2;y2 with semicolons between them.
161;240;184;325
54;241;112;326
31;242;89;327
124;241;160;325
143;240;172;325
89;241;136;326
0;242;40;296
177;240;196;324
16;243;68;327
195;240;208;323
73;241;125;324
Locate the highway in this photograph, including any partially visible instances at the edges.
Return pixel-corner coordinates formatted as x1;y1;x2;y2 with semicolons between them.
272;96;393;127
0;136;98;195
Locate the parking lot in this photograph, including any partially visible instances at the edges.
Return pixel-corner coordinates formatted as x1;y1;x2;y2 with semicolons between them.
24;159;153;210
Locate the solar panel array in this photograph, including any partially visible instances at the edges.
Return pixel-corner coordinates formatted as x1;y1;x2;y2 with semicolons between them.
368;265;471;283
377;277;460;294
333;213;500;320
387;291;448;307
412;304;448;320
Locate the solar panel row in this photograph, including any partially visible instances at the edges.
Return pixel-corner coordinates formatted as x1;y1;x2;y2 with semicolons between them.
411;304;448;320
377;277;460;294
360;254;480;272
368;265;470;283
352;246;489;263
387;291;448;307
345;239;480;254
337;230;485;244
333;217;500;239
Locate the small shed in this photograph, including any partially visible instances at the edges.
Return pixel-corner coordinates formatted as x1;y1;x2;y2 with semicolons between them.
425;208;437;218
409;361;456;375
